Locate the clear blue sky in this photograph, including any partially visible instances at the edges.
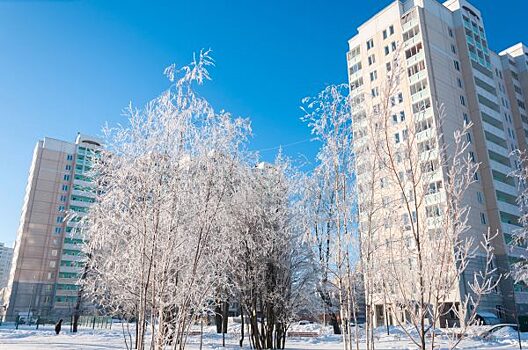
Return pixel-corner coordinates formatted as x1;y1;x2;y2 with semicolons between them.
0;0;526;245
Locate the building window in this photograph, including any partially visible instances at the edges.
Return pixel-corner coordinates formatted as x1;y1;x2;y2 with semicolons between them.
448;27;453;37
477;192;483;203
386;62;392;72
384;46;390;55
451;44;457;54
389;25;394;35
466;133;472;143
383;29;387;39
394;133;401;144
62;185;68;192
56;216;63;224
454;60;460;71
55;227;62;234
47;272;54;280
480;213;487;225
391;41;397;51
49;261;56;268
63;174;70;181
368;54;376;65
51;250;58;257
370;70;378;81
60;195;67;202
398;92;403;103
400;111;406;121
66;154;73;161
371;87;379;97
367;39;374;50
457;78;463;88
460;95;466;106
65;165;72;171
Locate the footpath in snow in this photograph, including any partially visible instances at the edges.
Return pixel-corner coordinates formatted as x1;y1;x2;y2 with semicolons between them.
0;322;527;349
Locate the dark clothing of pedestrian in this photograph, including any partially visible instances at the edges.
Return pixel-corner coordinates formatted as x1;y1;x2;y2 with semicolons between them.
55;319;63;335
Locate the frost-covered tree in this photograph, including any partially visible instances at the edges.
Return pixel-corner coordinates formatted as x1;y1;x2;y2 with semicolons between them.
510;151;528;284
225;156;317;350
81;51;252;350
302;84;360;350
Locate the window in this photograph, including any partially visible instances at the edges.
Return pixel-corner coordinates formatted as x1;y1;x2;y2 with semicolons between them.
457;78;463;88
366;39;374;50
451;44;457;54
466;132;472;143
477;192;483;203
47;272;54;280
463;113;470;125
427;181;443;194
348;45;360;60
400;111;405;121
448;27;453;37
403;25;420;42
395;133;401;144
54;227;62;234
460;95;466;106
454;60;460;71
51;249;58;257
384;46;390;55
60;195;67;202
480;213;487;225
405;43;423;59
371;87;379;97
349;62;362;74
383;30;387;39
391;41;397;51
58;205;65;212
49;260;56;268
65;165;72;171
62;184;68;191
389;25;394;35
407;60;426;77
63;174;70;181
66;154;73;161
56;216;63;224
368;55;376;65
386;62;392;72
392;114;398;124
410;79;428;95
412;98;431;114
370;70;378;81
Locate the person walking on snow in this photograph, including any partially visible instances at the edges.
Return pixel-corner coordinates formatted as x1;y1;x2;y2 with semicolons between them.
55;319;63;335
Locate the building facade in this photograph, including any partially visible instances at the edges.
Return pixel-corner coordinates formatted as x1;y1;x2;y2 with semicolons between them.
3;134;100;322
348;0;528;326
0;243;14;289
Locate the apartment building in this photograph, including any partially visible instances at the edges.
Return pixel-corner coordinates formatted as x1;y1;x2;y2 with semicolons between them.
0;243;13;289
347;0;528;326
3;134;100;321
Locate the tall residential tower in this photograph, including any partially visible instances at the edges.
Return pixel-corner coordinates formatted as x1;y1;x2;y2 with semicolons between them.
348;0;528;326
3;134;100;321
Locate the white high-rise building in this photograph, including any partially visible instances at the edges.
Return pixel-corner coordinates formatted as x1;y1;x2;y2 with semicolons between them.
3;134;100;321
348;0;528;326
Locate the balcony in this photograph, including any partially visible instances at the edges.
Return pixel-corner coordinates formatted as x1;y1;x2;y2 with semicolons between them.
406;51;425;66
411;90;430;104
408;70;427;85
59;265;82;274
402;18;418;32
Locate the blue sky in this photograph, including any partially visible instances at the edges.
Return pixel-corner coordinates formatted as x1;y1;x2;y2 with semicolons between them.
0;0;527;245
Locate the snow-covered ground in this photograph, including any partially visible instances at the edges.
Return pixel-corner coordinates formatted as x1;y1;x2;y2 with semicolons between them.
0;323;527;349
